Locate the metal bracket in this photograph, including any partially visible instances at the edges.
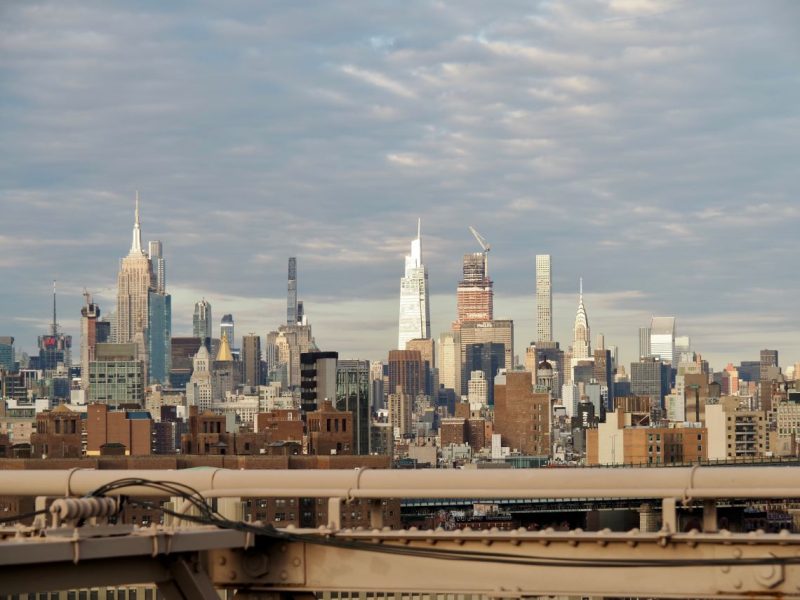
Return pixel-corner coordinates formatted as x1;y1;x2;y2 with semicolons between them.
207;542;306;587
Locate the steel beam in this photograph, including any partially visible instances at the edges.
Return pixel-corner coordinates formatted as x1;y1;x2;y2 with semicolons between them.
212;529;800;599
2;466;800;500
3;525;800;597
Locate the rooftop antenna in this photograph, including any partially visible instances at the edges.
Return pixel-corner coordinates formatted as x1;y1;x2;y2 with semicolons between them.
52;280;58;336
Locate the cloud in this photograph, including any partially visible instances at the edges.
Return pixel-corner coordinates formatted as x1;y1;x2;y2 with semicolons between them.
340;64;417;98
0;0;798;371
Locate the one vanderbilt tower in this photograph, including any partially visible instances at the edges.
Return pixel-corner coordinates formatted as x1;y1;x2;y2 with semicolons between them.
397;219;431;349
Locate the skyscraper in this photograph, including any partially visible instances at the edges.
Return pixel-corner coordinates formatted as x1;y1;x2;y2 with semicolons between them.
535;254;552;343
455;253;493;325
148;241;165;294
148;289;171;384
638;327;652;358
438;331;457;391
398;219;431;349
115;195;155;355
572;279;590;361
0;337;14;372
388;350;423;399
242;334;262;387
457;320;514;395
650;317;676;365
465;342;504;405
336;359;372;455
287;257;298;326
220;314;234;349
80;292;101;390
145;239;171;384
192;299;212;340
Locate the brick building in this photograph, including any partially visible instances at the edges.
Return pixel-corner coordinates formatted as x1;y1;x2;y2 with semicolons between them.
493;371;550;456
30;405;83;458
255;408;304;443
587;407;707;465
306;400;353;455
440;417;466;446
86;403;153;456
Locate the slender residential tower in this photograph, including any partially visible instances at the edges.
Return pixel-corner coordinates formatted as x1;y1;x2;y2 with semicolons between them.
115;194;155;347
572;278;591;360
398;219;431;349
287;257;298;326
535;254;552;343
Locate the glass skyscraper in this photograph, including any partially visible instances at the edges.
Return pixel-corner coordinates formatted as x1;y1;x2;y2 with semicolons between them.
148;290;172;384
397;219;431;349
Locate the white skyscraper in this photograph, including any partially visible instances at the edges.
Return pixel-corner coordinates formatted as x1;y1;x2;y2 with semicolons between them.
397;219;431;349
572;278;591;360
535;254;552;343
650;317;676;364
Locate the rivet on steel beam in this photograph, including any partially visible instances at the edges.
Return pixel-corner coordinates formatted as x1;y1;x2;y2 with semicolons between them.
218;556;227;566
280;570;288;581
229;570;237;581
733;548;743;559
721;565;731;574
733;579;743;590
292;557;301;567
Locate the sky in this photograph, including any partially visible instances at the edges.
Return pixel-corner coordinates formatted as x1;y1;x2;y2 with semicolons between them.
1;0;799;369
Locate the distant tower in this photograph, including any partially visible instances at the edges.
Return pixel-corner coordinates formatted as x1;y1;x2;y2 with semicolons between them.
650;317;676;364
115;193;155;350
398;219;431;349
220;314;234;348
455;254;493;325
38;281;72;370
535;255;552;343
148;240;165;294
572;278;590;360
193;299;212;340
80;291;101;390
638;327;652;359
242;334;262;387
287;257;298;326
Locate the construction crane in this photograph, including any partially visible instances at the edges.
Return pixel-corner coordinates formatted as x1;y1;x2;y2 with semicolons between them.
468;226;490;276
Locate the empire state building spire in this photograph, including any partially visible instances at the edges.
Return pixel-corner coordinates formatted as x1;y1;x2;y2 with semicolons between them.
130;191;143;255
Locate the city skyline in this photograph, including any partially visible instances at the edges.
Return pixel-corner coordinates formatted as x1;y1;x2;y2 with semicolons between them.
1;196;795;372
2;2;800;368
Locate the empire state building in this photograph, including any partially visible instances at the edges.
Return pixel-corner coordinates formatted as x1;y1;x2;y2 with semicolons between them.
115;195;155;349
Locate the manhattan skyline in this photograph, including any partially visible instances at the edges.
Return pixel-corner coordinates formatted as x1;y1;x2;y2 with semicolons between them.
2;1;799;367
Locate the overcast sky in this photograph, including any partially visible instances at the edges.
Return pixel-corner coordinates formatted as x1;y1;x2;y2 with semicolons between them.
1;0;799;369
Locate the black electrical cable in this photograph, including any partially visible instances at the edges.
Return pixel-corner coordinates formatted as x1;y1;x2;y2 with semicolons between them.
0;508;48;525
91;478;800;570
